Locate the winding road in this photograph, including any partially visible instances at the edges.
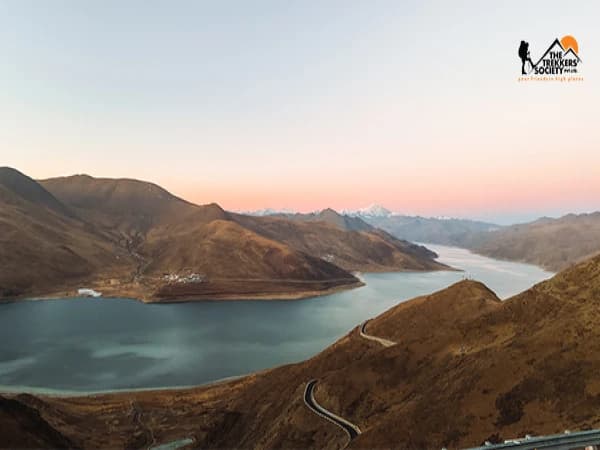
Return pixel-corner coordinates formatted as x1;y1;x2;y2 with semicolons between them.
359;320;396;347
304;380;361;441
303;321;395;442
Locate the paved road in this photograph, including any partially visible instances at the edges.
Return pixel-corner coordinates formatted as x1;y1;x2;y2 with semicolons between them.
464;429;600;450
303;380;361;441
359;320;396;347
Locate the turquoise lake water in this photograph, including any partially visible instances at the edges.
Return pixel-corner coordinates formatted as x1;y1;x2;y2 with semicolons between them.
0;244;553;393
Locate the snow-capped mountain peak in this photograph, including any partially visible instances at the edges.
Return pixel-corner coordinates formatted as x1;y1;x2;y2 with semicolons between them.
240;208;296;216
343;204;394;218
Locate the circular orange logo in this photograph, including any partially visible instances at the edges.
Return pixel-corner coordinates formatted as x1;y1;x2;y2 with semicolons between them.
560;35;578;54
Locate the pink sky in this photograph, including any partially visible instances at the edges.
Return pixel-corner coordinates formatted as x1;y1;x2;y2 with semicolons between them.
2;1;600;224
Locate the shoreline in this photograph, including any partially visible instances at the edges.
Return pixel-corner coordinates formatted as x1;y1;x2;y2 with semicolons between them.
0;279;366;304
1;262;458;305
142;280;365;303
0;252;456;304
0;374;248;398
419;241;558;274
0;248;554;403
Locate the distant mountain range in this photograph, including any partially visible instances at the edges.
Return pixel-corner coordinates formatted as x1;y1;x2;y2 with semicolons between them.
221;204;600;272
0;168;448;301
246;204;501;247
351;207;501;247
241;207;297;217
341;204;397;218
466;212;600;271
9;247;600;449
360;207;600;272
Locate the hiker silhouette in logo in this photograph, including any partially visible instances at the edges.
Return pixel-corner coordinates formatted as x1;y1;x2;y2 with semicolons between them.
519;41;534;74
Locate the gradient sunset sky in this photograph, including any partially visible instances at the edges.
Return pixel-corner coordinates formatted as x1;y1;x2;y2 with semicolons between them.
1;0;599;224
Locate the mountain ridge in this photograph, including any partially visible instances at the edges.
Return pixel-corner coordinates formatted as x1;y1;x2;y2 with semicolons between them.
466;211;600;271
1;168;448;301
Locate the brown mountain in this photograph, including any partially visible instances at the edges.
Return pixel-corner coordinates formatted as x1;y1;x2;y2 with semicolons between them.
39;174;214;234
0;167;71;217
2;168;446;301
2;169;357;301
468;212;600;271
10;252;600;449
0;168;133;298
232;210;447;272
272;208;375;232
194;253;600;449
142;218;358;301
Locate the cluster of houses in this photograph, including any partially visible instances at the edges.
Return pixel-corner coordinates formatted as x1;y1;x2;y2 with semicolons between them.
162;273;206;284
321;254;335;263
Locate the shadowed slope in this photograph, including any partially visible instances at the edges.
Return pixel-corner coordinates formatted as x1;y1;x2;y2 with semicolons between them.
0;169;133;298
0;167;71;217
0;396;76;449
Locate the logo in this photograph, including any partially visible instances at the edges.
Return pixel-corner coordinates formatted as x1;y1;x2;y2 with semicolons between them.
518;35;583;82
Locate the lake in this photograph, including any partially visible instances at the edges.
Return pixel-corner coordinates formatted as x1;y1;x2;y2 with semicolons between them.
0;244;553;394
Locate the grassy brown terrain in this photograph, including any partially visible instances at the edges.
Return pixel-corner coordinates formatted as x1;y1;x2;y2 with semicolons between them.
232;211;448;272
0;168;135;298
5;253;600;449
1;168;446;302
467;212;600;271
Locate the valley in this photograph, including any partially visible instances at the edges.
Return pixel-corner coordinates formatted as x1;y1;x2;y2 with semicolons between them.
1;249;597;449
346;205;600;273
466;213;600;271
3;4;598;448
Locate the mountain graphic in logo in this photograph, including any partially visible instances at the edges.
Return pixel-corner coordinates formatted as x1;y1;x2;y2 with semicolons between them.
519;35;581;76
564;47;581;62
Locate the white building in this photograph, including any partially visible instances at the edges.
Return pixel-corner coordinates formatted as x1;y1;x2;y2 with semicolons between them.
77;288;102;297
